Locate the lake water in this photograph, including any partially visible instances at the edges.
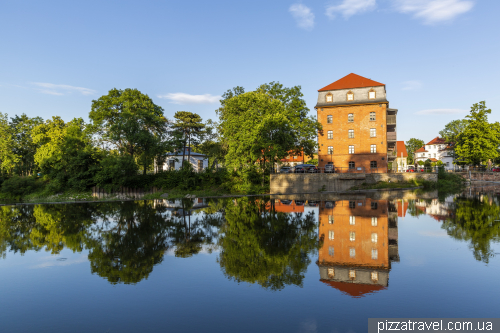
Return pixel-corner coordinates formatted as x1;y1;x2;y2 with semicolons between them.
1;188;499;333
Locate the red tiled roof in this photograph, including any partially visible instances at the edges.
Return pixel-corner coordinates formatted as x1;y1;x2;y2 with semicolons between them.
318;73;385;92
396;141;408;158
428;158;438;162
426;137;446;145
415;147;427;153
320;280;386;298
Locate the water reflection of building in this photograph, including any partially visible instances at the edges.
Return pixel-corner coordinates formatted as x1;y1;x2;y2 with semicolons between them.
318;199;401;297
414;198;454;221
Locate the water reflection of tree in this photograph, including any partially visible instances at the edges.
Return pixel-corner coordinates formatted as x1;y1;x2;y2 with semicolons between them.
217;198;319;291
86;201;171;284
442;196;500;263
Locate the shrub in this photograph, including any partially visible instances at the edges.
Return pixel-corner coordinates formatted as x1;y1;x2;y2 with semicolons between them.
0;176;41;198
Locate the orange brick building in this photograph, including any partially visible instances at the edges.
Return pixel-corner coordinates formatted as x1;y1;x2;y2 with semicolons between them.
315;73;398;172
317;198;400;296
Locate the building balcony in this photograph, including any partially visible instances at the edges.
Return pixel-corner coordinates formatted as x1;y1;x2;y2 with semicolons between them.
387;115;396;125
387;132;397;141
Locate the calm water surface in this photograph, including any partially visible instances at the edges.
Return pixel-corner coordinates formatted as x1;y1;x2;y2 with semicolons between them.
1;188;499;333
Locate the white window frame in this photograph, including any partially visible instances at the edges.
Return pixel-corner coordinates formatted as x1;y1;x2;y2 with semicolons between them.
348;129;354;139
327;130;333;139
370;128;376;137
371;145;376;153
349;145;354;154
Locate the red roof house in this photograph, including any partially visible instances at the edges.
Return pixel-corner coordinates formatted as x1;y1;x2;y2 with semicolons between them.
318;73;385;91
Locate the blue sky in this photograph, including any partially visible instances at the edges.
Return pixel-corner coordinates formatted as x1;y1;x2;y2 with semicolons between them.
1;0;498;143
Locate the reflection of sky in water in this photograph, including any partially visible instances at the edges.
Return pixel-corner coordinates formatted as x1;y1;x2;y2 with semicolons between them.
0;193;499;333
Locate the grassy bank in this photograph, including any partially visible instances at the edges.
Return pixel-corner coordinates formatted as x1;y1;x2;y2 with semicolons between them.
350;180;423;191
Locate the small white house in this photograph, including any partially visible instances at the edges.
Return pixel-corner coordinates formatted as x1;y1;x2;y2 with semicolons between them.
414;137;455;170
160;148;209;172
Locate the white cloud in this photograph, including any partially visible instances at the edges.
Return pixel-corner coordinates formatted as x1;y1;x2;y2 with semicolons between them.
289;4;315;30
415;108;467;115
158;92;221;104
31;82;96;96
393;0;474;24
326;0;376;19
401;80;423;90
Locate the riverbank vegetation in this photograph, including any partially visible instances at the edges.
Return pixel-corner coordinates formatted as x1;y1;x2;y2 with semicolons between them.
0;83;321;200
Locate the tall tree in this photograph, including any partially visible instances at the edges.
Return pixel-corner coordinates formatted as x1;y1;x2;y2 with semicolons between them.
172;111;205;168
455;101;500;165
405;138;425;164
439;119;469;143
0;113;20;175
10;114;44;176
89;88;167;174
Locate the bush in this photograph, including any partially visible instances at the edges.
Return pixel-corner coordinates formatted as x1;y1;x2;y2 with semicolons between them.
0;176;41;198
93;155;139;190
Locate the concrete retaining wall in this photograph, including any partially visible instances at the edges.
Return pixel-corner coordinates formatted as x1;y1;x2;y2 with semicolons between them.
457;172;500;182
270;173;437;194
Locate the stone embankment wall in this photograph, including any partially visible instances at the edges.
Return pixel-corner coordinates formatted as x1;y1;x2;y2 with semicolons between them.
457;172;500;182
270;173;437;194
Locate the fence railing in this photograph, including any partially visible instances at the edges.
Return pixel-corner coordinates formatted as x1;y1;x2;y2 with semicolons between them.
275;166;438;174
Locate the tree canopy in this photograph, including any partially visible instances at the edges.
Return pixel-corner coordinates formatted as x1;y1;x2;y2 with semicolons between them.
405;138;425;164
439;119;469;143
455;102;500;165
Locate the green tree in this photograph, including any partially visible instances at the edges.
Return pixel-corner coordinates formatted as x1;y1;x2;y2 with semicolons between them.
455;102;500;165
32;117;100;191
195;119;226;169
439;119;469;143
405;138;424;164
89;88;167;174
0;113;19;175
10;114;44;176
218;91;296;174
172;111;205;168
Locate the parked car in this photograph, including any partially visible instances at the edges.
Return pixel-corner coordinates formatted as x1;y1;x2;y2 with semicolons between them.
325;164;335;173
293;164;316;173
280;167;292;174
325;201;335;208
294;200;305;206
492;167;500;172
307;201;319;207
406;166;415;173
307;165;319;173
280;199;292;205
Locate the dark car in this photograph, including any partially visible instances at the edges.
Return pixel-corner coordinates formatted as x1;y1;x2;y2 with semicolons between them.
293;165;306;173
308;201;319;207
294;200;305;206
307;166;319;173
280;199;292;205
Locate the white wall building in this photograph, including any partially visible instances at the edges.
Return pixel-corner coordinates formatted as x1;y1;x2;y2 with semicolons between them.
159;148;209;172
414;137;455;170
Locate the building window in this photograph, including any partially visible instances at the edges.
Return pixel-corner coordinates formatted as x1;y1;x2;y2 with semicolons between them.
347;91;354;101
349;161;355;169
349;201;355;209
349;249;356;259
371;271;378;281
349;215;355;225
370;145;376;153
369;90;376;99
370;112;376;121
198;159;203;171
329;230;334;240
348;113;354;122
328;215;334;224
326;93;333;103
370;161;377;168
371;233;378;243
328;268;335;278
327;130;333;139
348;129;354;139
372;249;378;260
371;217;378;226
349;231;356;241
327;146;333;155
370;128;376;137
371;202;378;210
168;159;175;170
327;115;333;123
348;146;354;154
329;246;334;257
